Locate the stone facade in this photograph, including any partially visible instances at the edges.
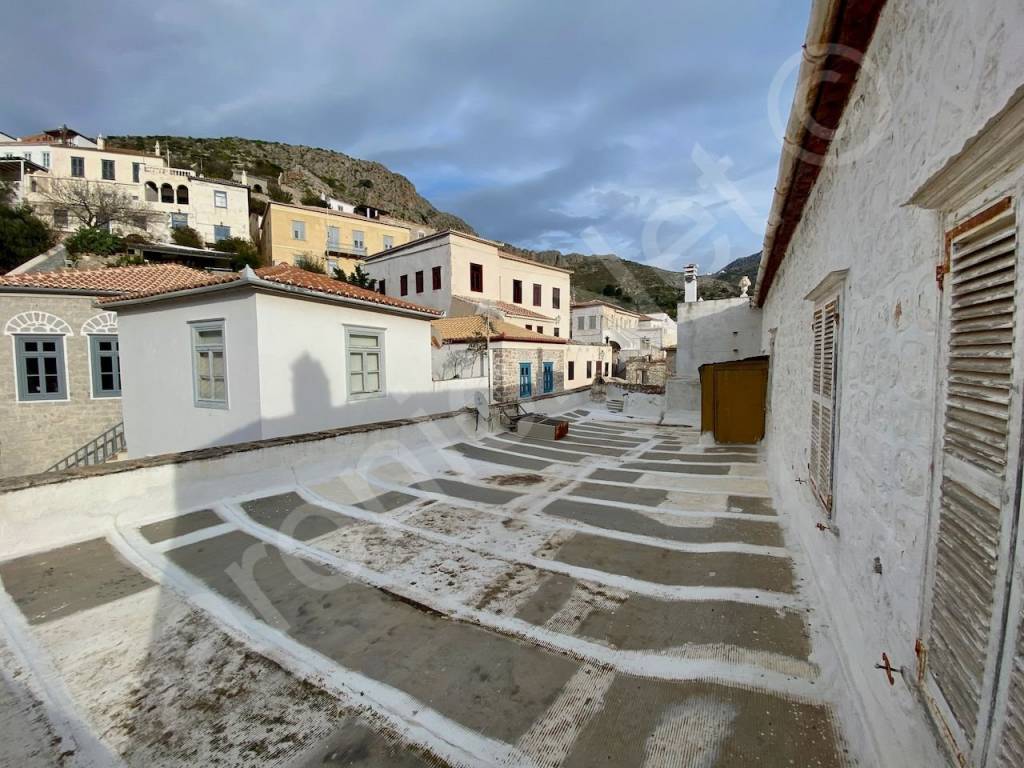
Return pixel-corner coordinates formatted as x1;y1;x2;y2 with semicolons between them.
0;293;123;478
491;345;565;404
625;357;667;387
758;1;1024;763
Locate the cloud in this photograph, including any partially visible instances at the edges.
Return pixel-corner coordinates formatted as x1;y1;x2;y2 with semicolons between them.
2;0;807;270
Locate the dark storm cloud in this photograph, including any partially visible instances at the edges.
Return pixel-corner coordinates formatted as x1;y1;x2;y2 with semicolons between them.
2;0;808;269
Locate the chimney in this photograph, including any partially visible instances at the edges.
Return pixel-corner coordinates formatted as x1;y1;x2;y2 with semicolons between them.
96;134;105;150
154;140;161;157
683;263;698;303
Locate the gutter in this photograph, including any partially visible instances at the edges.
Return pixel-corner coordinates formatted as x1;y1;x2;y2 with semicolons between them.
754;0;888;306
103;268;442;321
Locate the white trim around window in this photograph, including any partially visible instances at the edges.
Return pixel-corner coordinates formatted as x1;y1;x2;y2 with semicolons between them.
189;320;228;409
345;325;385;400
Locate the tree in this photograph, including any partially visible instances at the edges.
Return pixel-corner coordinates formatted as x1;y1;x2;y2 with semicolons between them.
64;227;124;256
267;182;293;203
294;253;325;273
333;263;376;290
0;202;56;271
36;178;162;231
300;188;328;208
171;226;204;248
214;236;262;270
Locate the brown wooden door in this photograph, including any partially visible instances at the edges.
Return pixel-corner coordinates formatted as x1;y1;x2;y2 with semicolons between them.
713;365;768;444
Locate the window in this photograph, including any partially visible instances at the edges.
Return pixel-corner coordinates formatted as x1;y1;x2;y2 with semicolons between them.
213;225;231;242
526;324;533;331
543;362;554;393
807;276;844;514
347;329;384;398
552;287;561;309
577;316;584;330
537;326;544;335
161;183;174;203
132;215;147;229
101;159;115;180
604;362;609;376
53;209;68;228
89;335;121;398
145;181;158;202
383;235;394;250
379;280;386;295
588;315;597;330
191;322;227;407
292;220;306;240
519;362;532;398
513;279;523;304
214;190;228;208
568;361;575;381
325;225;340;250
533;283;542;306
41;151;50;168
170;212;188;229
15;335;66;401
71;156;84;177
400;274;409;296
432;265;441;290
29;178;37;192
132;162;141;183
470;263;483;292
586;360;593;379
353;230;365;251
176;185;189;205
415;270;424;293
553;327;560;337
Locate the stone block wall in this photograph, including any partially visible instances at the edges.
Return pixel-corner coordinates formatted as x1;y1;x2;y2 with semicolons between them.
492;346;565;403
0;294;123;478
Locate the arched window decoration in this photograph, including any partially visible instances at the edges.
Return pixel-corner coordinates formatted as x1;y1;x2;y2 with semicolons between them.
160;183;174;203
4;311;73;336
176;185;189;205
145;181;158;202
80;312;118;336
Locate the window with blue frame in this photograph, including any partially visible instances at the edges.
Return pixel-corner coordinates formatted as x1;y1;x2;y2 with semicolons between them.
543;362;554;393
519;362;532;398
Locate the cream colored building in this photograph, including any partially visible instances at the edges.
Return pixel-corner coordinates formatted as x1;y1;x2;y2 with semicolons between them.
1;130;250;247
570;300;666;370
260;201;417;274
362;231;573;337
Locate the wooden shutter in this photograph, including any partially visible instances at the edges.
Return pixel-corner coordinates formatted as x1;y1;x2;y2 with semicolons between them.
809;297;839;513
928;203;1018;753
996;627;1024;767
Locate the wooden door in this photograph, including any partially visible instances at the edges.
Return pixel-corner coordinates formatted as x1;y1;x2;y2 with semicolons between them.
713;364;768;444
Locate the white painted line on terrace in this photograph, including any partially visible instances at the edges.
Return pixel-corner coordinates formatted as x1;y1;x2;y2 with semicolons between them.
150;522;237;553
358;465;789;559
293;484;803;611
0;574;126;768
218;500;823;699
107;523;536;768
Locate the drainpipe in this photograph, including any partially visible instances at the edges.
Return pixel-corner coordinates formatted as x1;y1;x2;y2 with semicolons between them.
755;0;842;306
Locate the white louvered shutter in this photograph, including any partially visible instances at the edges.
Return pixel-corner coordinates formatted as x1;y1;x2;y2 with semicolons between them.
809;297;839;514
928;204;1018;755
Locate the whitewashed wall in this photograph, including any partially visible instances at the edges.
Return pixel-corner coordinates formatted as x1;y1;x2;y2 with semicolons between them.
119;290;263;457
759;0;1024;763
676;298;763;379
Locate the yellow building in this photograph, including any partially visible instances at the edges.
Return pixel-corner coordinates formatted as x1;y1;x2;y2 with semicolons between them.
260;201;417;274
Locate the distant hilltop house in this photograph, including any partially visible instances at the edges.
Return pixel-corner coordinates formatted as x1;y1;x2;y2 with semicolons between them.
569;299;676;374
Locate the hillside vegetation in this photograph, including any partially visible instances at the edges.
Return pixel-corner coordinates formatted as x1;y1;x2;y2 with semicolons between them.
108;135;759;316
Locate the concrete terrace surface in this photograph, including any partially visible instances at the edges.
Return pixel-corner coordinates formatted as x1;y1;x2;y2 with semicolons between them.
0;407;859;767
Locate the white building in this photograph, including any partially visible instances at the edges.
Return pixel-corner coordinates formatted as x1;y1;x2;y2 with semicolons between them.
753;0;1024;765
362;231;573;337
570;300;666;372
105;264;458;457
0;128;250;247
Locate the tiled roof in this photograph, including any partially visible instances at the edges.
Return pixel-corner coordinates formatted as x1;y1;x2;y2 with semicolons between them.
0;264;230;296
98;263;442;316
497;250;573;274
452;295;554;321
253;264;442;314
432;315;567;345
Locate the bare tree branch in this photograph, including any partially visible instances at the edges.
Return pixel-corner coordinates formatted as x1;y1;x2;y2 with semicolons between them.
36;178;164;231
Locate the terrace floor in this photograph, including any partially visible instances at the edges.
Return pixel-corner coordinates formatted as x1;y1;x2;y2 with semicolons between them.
0;407;854;767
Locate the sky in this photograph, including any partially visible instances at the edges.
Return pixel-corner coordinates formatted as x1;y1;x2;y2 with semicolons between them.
2;1;809;273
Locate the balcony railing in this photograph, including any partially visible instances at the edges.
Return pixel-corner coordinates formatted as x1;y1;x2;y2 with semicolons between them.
326;242;367;258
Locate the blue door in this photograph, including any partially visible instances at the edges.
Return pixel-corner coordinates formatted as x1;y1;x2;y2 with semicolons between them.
543;362;554;393
519;362;532;397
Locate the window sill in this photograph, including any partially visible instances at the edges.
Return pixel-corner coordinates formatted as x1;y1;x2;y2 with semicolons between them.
349;391;386;401
194;401;229;410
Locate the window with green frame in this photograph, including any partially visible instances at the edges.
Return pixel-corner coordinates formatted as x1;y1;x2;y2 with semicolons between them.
190;321;227;407
89;334;121;397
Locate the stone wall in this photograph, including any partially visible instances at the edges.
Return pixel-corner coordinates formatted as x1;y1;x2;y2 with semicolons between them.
625;357;667;386
759;0;1024;763
491;345;565;403
0;294;123;478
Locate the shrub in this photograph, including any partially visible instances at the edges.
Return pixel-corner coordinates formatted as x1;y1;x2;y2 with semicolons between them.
248;197;267;217
64;226;124;256
171;226;204;249
300;189;328;208
0;202;56;271
215;236;262;270
267;182;293;203
108;253;146;267
294;253;325;273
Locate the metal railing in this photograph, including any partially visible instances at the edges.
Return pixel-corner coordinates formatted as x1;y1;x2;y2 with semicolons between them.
46;422;125;472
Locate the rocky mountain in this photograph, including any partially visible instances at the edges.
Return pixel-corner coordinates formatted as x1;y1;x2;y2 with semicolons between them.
107;135;759;316
106;135;474;234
